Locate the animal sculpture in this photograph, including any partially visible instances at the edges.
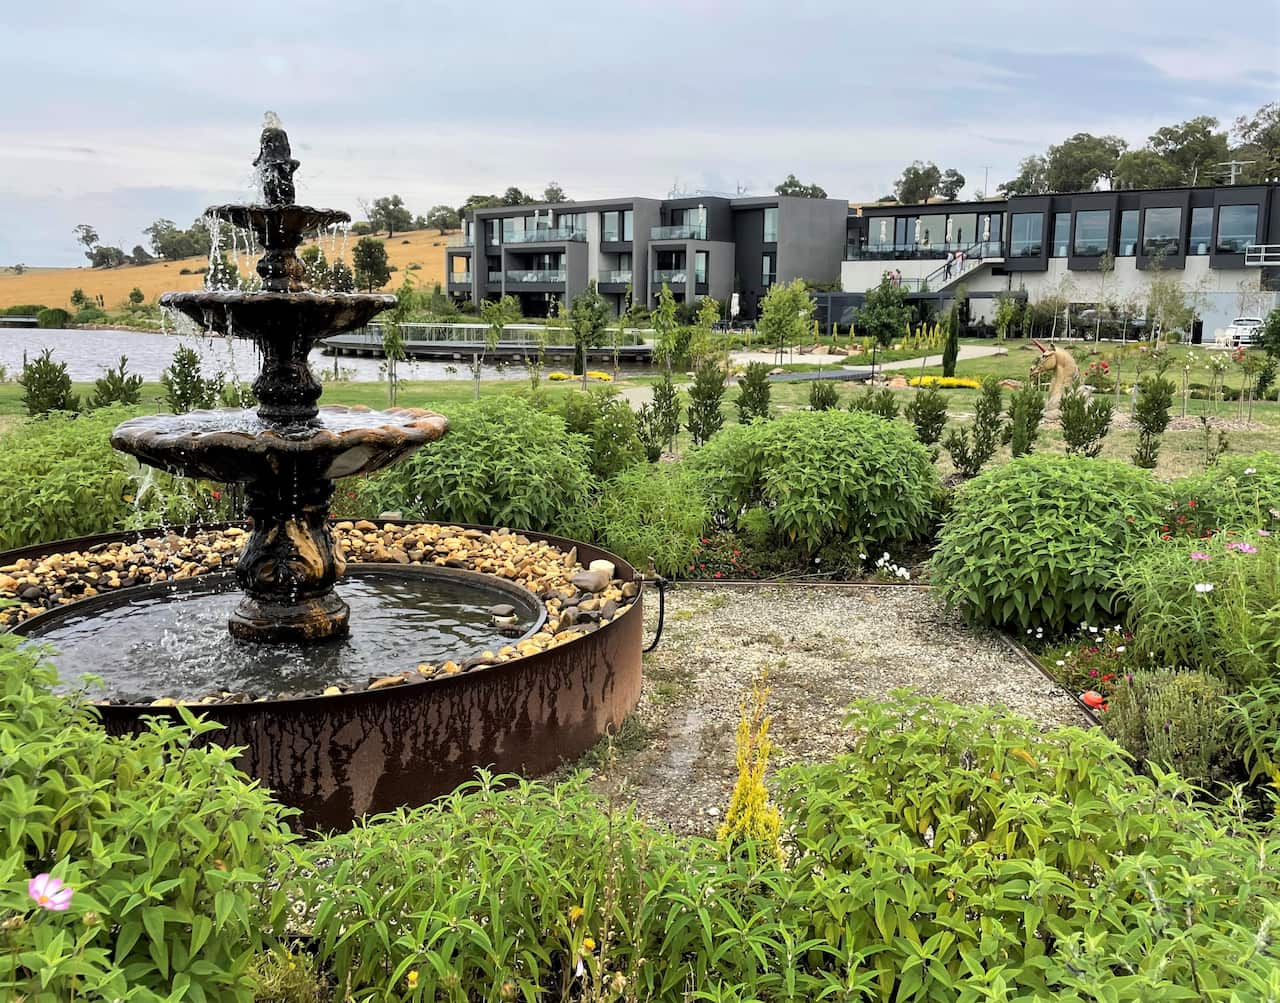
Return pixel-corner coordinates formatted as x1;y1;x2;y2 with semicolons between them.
1029;339;1083;410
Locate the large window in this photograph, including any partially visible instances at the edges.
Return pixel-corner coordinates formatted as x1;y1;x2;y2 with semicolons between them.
601;211;620;242
762;253;776;287
1010;213;1044;257
1073;210;1110;256
1118;210;1139;255
1051;212;1070;257
695;251;708;284
947;212;977;247
918;214;946;248
1217;204;1258;253
1142;207;1181;257
485;219;501;246
1189;207;1213;255
501;216;525;242
622;210;634;241
763;207;778;243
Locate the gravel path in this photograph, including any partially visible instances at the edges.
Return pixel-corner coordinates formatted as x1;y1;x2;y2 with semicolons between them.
581;584;1089;835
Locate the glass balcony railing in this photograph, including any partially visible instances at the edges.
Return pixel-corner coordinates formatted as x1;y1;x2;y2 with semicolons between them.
650;225;706;240
447;272;472;284
599;269;632;284
486;271;503;283
505;269;566;283
446;234;473;247
505;228;586;243
652;269;687;284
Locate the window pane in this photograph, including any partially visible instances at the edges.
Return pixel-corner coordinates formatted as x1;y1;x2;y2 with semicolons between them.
696;251;708;283
1142;207;1181;256
1217;204;1258;253
1189;207;1212;255
764;207;778;243
1073;210;1110;256
762;253;775;286
1051;213;1070;257
1118;210;1139;255
918;214;946;248
947;213;977;247
622;210;633;241
1010;213;1043;257
601;211;619;242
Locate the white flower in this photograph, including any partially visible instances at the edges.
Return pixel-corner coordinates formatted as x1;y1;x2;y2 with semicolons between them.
1088;625;1098;633
1115;645;1126;653
1194;582;1214;593
1056;660;1065;666
1244;468;1256;475
859;553;867;560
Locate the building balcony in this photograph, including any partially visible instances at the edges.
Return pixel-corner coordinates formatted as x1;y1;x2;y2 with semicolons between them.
505;228;586;244
652;269;687;285
599;269;632;284
650;225;706;240
447;272;472;285
447;234;473;248
486;271;503;284
505;269;566;283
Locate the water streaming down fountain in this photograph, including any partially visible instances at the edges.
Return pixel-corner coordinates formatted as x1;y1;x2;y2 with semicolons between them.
112;120;450;643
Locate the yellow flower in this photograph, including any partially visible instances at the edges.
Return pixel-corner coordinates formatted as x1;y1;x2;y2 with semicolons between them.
406;969;419;990
568;905;584;924
581;936;596;953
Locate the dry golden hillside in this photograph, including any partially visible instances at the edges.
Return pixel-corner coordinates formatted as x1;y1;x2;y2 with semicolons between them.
0;229;453;310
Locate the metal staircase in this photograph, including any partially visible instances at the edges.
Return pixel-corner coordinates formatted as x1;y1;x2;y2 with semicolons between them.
920;240;1004;292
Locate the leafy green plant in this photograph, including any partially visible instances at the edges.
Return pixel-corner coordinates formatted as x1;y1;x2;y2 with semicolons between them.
686;360;726;446
1060;387;1113;457
1132;373;1175;468
161;344;223;413
1122;531;1279;687
933;455;1165;633
734;362;772;423
89;354;144;409
1103;670;1231;785
354;396;595;535
691;410;937;562
1224;678;1280;801
1169;452;1280;533
558;389;644;479
846;384;897;419
1005;382;1045;457
35;306;71;328
807;379;839;411
649;373;682;454
903;385;947;445
941;375;1003;478
0;638;297;1003
591;461;709;576
19;348;79;415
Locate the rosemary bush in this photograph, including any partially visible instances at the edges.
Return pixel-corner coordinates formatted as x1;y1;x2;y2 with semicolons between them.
590;461;709;576
933;455;1164;633
1103;670;1232;784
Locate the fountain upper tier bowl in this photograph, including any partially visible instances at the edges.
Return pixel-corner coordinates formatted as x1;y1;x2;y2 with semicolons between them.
159;290;395;340
111;405;447;483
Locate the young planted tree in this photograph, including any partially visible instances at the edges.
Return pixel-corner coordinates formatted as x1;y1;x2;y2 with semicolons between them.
161;345;221;413
652;283;680;375
943;376;1004;478
1133;372;1176;468
757;279;812;363
1093;251;1116;342
856;274;911;349
652;373;682;454
19;349;79;415
568;281;610;384
90;356;143;409
477;295;520;399
736;362;772;423
904;385;948;445
690;296;721;369
1060;387;1114;458
686;360;726;445
1005;384;1046;457
380;277;420;406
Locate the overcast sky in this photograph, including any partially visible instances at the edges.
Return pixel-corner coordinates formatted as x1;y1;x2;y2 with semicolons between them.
2;0;1278;266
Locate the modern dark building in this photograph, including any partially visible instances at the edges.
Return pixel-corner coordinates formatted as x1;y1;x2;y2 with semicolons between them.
446;195;848;318
841;183;1280;334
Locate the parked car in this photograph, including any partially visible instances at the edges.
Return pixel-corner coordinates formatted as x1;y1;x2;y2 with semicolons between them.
1222;316;1264;348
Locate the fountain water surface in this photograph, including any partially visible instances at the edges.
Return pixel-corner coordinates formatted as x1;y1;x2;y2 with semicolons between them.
112;119;447;643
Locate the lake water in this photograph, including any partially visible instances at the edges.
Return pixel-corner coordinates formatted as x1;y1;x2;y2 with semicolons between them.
0;328;530;384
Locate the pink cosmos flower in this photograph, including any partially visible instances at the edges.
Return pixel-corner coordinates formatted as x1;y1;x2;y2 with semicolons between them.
28;873;73;911
1189;551;1211;560
1227;542;1259;554
1259;529;1271;537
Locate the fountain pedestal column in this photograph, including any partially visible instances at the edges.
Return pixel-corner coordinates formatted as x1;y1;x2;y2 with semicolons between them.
230;472;349;643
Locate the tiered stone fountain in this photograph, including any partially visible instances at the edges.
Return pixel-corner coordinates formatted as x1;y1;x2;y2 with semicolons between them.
112;120;447;643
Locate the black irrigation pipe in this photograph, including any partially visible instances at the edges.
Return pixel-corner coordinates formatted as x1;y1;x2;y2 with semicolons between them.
661;577;1102;728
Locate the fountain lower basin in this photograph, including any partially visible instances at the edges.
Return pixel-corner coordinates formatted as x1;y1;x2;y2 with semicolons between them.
18;565;545;705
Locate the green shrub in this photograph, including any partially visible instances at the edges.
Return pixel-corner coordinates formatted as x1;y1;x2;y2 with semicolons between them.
0;638;296;1002
1132;373;1175;468
846;383;898;419
72;306;108;326
903;385;948;445
942;375;1003;478
1;303;47;316
691;410;937;562
777;693;1280;1000
0;409;220;551
651;373;681;447
1005;382;1045;457
18;347;79;415
1103;670;1231;784
161;344;222;413
735;361;772;423
933;455;1165;633
35;306;71;328
89;354;144;409
1060;387;1113;457
591;461;709;576
686;359;725;446
1225;678;1280;795
557;388;644;479
807;378;840;411
1122;531;1279;687
354;396;595;535
1169;452;1280;534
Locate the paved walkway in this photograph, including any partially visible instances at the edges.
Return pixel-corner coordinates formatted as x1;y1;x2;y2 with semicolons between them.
726;343;1004;370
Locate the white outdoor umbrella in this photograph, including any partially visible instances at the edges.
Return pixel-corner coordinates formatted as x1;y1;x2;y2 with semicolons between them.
914;219;922;244
982;216;991;242
945;218;953;243
879;219;888;244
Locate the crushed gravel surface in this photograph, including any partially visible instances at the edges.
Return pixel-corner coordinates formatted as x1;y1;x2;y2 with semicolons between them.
585;584;1090;836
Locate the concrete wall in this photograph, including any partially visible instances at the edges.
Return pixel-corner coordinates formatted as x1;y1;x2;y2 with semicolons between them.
777;197;847;285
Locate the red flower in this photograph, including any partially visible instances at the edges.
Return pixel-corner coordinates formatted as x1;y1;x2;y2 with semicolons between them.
1188;500;1196;508
713;571;723;579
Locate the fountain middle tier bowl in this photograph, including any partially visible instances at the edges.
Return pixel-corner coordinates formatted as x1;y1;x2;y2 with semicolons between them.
159;290;396;339
110;405;448;482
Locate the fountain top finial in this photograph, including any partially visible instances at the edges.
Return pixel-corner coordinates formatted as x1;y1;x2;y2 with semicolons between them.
254;111;298;207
